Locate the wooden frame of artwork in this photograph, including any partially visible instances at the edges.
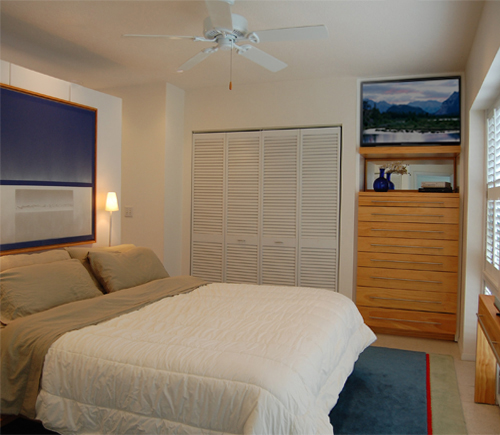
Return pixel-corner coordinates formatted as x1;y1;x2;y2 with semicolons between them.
0;84;97;255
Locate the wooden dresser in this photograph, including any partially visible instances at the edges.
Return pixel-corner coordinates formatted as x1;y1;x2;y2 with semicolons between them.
356;191;460;340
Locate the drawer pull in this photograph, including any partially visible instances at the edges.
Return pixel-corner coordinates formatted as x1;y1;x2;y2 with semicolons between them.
370;259;443;266
370;200;445;205
371;213;445;218
237;239;246;242
275;241;284;244
370;316;441;325
369;296;441;304
370;243;444;250
371;228;444;234
370;276;442;284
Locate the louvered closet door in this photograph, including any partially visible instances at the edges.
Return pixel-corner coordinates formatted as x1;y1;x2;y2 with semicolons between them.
225;132;261;284
261;130;299;286
298;127;341;290
191;133;225;282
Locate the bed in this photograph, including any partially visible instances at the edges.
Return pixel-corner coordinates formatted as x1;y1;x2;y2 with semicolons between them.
1;245;376;434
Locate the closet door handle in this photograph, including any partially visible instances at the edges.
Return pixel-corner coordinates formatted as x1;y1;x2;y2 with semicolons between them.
370;259;443;266
370;228;445;234
370;276;442;284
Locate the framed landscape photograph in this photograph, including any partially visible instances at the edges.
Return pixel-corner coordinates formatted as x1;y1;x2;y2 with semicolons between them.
361;76;461;146
0;85;97;254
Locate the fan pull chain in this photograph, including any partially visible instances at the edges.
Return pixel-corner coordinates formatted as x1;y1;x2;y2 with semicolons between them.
229;39;233;90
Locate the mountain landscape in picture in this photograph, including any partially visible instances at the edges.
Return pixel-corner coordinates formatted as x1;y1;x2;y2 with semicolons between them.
361;78;460;145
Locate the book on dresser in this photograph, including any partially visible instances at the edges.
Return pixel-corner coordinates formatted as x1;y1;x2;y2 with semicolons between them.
356;191;460;340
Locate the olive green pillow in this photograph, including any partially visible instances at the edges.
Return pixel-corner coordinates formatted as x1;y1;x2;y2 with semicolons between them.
0;259;102;325
0;249;71;272
88;247;169;293
65;244;136;292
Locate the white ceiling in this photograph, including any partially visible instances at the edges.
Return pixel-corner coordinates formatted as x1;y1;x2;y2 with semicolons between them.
0;0;486;91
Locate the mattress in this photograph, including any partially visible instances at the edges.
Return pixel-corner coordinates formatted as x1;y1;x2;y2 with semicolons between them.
36;282;376;434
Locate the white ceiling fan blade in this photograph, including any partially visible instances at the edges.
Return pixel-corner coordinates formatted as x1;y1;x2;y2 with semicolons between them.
123;34;207;41
205;0;234;31
177;48;217;72
237;45;287;72
253;25;328;43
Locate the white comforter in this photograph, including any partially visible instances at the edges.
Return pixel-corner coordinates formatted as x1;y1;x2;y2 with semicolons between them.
36;283;375;434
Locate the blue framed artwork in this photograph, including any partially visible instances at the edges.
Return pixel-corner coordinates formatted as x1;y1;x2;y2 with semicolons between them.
0;84;97;254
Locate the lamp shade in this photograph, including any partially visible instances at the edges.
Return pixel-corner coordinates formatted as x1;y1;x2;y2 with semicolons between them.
105;192;119;212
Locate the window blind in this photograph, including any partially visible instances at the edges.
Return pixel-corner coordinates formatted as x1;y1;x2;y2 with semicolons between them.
485;97;500;289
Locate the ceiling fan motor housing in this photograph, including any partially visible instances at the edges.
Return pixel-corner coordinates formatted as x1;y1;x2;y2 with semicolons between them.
203;14;248;40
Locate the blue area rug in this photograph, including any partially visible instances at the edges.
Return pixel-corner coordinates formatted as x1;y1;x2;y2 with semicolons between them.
329;346;429;435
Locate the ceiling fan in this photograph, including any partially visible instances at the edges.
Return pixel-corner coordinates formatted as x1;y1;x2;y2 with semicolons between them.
123;0;328;75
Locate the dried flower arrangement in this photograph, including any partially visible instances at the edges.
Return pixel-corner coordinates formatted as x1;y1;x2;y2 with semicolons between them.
383;161;410;175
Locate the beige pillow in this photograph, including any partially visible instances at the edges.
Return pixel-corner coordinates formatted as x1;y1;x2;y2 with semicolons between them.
0;259;102;325
65;244;136;262
0;250;71;272
65;244;136;292
88;247;169;293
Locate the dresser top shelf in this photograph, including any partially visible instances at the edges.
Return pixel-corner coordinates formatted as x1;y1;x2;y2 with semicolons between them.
359;191;459;198
359;145;461;159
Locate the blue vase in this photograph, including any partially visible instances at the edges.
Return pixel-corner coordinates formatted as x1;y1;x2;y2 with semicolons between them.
373;168;389;192
387;172;395;190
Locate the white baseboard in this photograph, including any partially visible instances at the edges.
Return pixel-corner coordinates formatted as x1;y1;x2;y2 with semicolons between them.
460;352;476;361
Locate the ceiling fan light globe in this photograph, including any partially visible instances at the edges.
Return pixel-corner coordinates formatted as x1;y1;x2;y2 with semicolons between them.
218;37;235;50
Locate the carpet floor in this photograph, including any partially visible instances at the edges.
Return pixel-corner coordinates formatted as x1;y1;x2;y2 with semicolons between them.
329;346;467;435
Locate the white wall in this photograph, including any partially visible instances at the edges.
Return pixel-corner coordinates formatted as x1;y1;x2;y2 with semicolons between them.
181;76;359;299
104;82;186;275
0;61;122;249
460;1;500;360
164;83;186;275
107;83;167;262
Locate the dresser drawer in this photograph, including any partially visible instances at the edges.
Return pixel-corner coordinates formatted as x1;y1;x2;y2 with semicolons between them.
357;251;458;272
357;267;457;292
358;194;459;208
358;306;456;338
358;221;459;240
358;236;459;256
359;206;459;224
478;295;500;346
356;286;457;313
